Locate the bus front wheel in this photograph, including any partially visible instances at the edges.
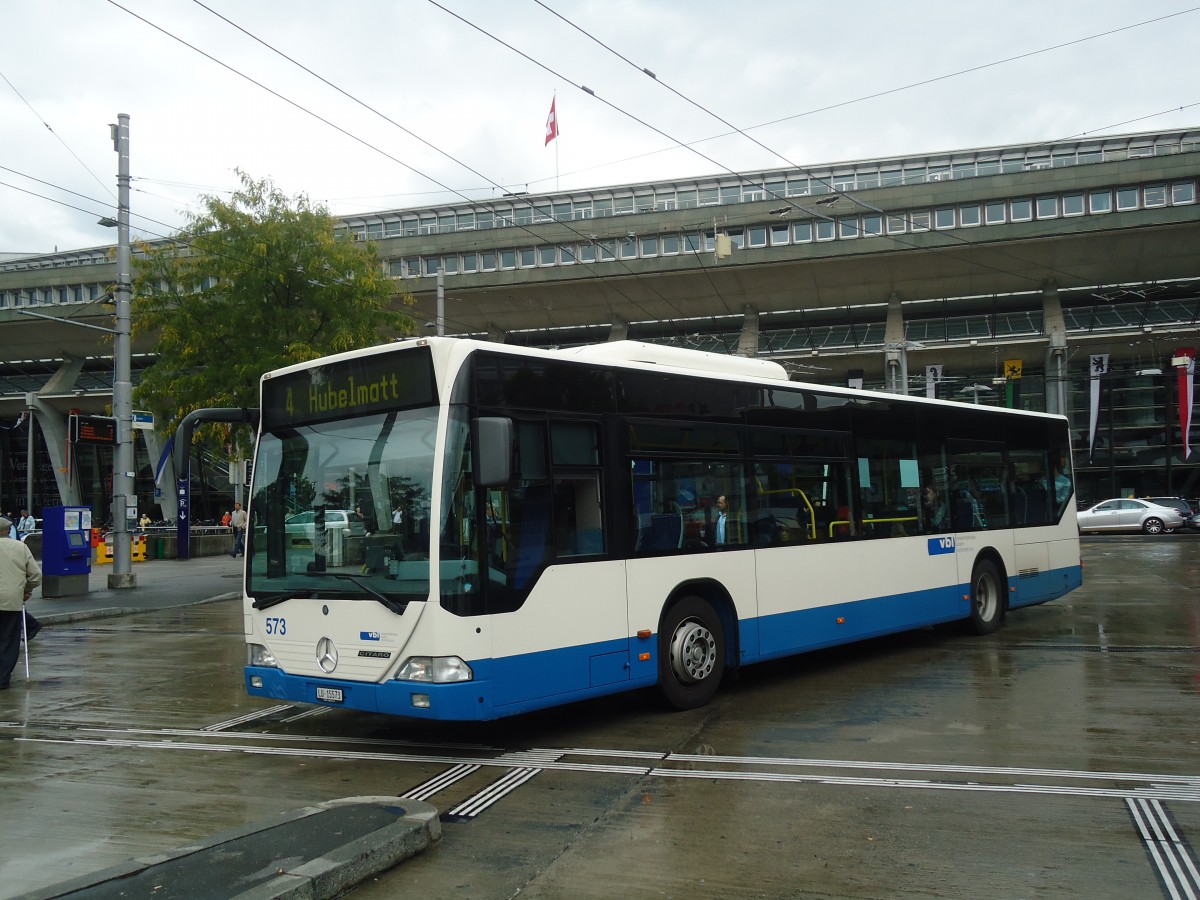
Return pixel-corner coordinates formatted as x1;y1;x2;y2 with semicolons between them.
659;596;725;710
967;559;1004;635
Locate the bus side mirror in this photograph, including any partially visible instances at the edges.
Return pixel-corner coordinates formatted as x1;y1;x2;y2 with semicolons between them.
475;416;514;488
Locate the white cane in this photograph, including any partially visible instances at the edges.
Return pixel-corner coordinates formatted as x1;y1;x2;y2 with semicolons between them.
21;606;30;679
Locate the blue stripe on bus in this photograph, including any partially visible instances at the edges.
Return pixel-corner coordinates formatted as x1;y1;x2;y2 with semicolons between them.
245;562;1083;722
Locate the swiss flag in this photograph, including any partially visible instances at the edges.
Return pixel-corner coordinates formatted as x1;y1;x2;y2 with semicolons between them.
545;97;558;145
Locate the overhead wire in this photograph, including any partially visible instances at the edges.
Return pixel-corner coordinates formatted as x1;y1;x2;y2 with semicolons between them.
172;0;708;336
90;0;695;339
523;0;1194;290
0;68;118;203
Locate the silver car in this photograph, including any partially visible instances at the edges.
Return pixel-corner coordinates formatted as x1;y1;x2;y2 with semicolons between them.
1076;498;1185;535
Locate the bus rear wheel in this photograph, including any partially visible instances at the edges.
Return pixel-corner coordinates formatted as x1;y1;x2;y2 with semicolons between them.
967;559;1004;635
659;596;725;710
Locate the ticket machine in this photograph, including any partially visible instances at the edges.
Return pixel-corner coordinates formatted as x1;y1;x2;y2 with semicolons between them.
41;505;93;598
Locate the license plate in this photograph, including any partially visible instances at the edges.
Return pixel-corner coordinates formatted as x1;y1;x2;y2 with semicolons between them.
315;686;343;703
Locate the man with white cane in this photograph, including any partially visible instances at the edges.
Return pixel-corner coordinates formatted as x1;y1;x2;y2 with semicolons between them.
0;516;42;690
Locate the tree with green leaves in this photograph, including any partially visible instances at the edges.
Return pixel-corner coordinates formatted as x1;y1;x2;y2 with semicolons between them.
133;171;414;449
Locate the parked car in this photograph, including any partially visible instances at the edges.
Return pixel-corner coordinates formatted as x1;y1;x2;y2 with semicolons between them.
284;509;367;543
1076;498;1185;535
1143;497;1197;533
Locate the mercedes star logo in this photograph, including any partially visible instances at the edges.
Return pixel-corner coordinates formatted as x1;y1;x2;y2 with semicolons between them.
315;637;338;674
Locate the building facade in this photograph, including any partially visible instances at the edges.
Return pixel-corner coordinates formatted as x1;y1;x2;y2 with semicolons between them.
2;127;1199;519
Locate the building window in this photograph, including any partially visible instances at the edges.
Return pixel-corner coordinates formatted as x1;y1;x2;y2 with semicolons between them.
1089;190;1112;214
579;242;596;263
862;214;883;236
499;250;516;269
815;220;835;241
793;221;813;242
1143;184;1167;207
787;177;809;196
482;251;497;271
838;217;860;239
1116;188;1139;211
725;228;744;250
676;189;697;208
559;245;576;264
442;255;458;274
597;241;616;261
769;223;790;246
1010;198;1033;222
720;186;741;205
462;253;477;273
424;258;439;276
661;233;680;254
573;202;593;220
698;187;719;206
1172;181;1196;204
748;225;767;247
640;235;659;256
886;214;907;234
593;198;613;217
520;248;536;267
958;205;981;227
1062;193;1085;216
540;246;557;265
614;195;634;215
619;237;637;258
934;207;955;229
1036;196;1058;219
909;211;931;232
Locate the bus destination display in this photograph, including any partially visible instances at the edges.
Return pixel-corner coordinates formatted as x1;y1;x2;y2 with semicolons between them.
261;347;437;429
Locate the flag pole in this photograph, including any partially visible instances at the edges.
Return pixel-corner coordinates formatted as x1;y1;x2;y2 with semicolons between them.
554;92;559;191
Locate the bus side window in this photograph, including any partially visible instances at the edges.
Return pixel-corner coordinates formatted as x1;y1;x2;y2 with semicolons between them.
553;474;604;556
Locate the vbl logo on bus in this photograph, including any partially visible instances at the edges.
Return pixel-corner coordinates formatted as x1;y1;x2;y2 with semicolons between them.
927;536;955;556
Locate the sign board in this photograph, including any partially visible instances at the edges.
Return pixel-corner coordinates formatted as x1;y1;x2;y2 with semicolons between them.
132;410;155;430
71;414;117;444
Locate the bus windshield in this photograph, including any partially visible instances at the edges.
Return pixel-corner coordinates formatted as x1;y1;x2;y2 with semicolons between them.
246;406;438;604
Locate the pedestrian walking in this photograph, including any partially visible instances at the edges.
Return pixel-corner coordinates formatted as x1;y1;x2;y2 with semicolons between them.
230;502;248;557
0;516;42;690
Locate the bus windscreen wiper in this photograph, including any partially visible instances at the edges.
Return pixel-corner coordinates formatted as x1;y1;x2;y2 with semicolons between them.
311;572;407;615
252;592;300;610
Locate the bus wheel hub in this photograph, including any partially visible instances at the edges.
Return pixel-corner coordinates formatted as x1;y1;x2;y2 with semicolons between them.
671;620;716;683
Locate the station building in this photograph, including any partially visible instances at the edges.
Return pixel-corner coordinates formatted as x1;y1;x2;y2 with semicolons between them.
2;126;1199;521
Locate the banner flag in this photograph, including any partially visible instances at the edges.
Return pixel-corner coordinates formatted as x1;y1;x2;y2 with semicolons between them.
1089;353;1108;460
545;96;558;145
155;436;174;486
925;364;943;399
1175;347;1196;459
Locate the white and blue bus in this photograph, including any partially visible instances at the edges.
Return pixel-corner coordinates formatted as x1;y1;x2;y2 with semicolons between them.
242;337;1082;720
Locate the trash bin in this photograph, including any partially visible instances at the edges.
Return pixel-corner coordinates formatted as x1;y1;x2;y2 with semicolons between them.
155;537;165;559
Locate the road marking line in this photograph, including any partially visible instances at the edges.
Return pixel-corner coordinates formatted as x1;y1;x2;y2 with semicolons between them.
1127;797;1200;900
403;763;481;801
201;704;293;731
444;767;543;821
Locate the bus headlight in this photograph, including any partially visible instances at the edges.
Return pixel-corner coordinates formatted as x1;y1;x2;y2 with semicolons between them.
395;656;473;683
249;643;278;668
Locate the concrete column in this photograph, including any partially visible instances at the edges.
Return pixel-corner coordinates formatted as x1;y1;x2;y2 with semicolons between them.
608;315;629;342
1042;282;1069;417
736;304;759;357
883;292;907;394
486;322;507;343
27;396;82;506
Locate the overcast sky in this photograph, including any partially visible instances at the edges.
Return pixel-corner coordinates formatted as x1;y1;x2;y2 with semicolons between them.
3;0;1198;256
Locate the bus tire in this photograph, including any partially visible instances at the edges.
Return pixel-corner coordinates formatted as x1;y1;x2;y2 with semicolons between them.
659;596;725;710
967;559;1004;635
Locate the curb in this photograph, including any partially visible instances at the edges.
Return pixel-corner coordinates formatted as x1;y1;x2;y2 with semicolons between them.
30;592;241;626
12;796;441;900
